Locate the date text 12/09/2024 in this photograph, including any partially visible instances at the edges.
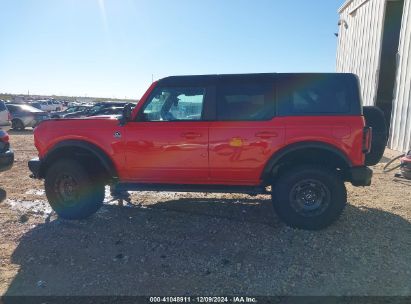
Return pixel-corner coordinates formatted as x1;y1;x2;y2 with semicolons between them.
149;296;257;303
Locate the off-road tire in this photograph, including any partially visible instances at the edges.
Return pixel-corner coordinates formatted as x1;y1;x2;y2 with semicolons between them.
272;165;347;230
363;106;388;166
45;159;104;220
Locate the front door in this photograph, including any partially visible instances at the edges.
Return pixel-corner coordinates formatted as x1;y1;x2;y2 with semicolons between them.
124;86;209;184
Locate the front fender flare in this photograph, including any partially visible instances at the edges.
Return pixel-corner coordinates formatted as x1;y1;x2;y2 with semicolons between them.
40;140;118;179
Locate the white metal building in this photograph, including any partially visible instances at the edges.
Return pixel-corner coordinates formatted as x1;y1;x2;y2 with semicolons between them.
336;0;411;152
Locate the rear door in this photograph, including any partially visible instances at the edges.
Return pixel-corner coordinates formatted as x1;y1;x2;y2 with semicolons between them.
209;75;285;185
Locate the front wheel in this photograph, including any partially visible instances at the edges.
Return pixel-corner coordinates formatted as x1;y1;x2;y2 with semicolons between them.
45;159;104;219
272;165;347;230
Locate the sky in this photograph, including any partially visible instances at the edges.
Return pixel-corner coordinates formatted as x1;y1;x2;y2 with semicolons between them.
0;0;344;99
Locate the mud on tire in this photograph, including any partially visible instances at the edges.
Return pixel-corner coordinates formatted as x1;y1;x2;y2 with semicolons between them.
272;165;347;230
45;159;104;220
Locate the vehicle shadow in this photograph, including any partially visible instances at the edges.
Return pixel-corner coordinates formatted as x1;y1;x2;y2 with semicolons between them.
0;188;6;203
6;129;34;136
148;196;280;227
2;198;411;296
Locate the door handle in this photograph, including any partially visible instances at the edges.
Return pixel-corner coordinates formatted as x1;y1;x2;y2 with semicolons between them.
181;132;202;139
255;131;278;139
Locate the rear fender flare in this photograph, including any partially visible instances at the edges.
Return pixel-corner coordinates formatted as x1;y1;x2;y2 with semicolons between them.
261;141;352;180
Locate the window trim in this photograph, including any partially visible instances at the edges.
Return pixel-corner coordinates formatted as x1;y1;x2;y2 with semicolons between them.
135;85;211;122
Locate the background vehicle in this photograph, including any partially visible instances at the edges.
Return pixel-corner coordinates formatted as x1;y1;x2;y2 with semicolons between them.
7;104;50;130
28;102;42;110
88;106;124;117
36;100;60;112
0;129;14;172
50;100;64;111
29;73;384;230
59;102;128;118
83;102;132;117
51;105;91;119
0;101;11;126
63;105;93;118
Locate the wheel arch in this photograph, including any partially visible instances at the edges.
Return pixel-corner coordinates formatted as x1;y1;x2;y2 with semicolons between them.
261;141;352;182
11;118;24;127
39;140;118;180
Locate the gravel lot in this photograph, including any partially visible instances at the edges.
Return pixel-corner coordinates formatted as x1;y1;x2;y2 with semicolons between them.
0;128;410;296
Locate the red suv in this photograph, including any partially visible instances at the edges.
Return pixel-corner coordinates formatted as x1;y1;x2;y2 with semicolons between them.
28;73;384;230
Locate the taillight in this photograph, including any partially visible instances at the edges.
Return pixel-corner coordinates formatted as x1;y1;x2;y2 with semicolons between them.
362;126;372;153
0;130;9;143
7;112;11;122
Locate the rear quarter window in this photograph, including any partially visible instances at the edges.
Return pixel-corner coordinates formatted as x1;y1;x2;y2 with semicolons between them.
277;74;361;116
0;102;6;111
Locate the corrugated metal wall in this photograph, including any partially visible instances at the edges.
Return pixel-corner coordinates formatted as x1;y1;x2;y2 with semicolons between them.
390;0;411;151
337;0;411;152
336;0;386;106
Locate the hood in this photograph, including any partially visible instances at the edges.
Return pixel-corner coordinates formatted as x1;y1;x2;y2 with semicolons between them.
51;115;120;121
86;114;122;119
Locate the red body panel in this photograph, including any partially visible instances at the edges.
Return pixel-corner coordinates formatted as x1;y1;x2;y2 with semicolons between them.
34;117;129;180
123;121;209;183
209;120;285;185
282;116;365;167
34;82;366;186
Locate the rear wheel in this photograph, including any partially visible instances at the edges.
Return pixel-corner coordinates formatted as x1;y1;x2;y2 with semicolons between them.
11;119;25;130
45;159;104;219
272;165;347;230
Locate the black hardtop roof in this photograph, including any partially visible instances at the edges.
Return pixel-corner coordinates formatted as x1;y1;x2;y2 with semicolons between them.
158;73;358;86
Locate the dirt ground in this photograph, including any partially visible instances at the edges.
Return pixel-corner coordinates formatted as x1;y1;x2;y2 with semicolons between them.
0;127;410;296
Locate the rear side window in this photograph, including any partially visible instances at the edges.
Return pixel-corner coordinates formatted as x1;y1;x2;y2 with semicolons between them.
277;74;361;116
217;82;275;121
0;102;6;111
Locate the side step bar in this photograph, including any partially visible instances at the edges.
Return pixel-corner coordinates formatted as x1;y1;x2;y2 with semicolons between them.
113;183;271;196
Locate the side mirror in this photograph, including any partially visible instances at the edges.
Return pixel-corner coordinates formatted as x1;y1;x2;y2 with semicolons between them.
119;103;132;126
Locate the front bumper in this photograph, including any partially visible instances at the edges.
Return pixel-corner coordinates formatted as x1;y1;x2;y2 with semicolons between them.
0;149;14;172
350;166;373;186
28;157;42;178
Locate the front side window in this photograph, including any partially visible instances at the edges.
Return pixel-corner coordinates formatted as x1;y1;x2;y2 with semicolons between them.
141;87;205;121
216;83;275;121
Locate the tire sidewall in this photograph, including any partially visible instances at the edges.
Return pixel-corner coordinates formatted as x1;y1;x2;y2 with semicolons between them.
45;159;104;219
273;165;347;230
12;119;24;130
